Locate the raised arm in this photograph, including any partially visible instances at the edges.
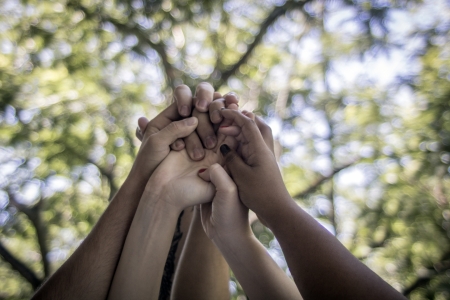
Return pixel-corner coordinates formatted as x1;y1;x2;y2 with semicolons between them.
32;101;199;300
198;163;303;300
218;108;406;300
108;129;237;299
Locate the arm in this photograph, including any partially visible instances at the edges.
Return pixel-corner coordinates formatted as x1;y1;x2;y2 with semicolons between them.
108;137;233;299
32;105;198;300
199;164;302;300
170;208;230;300
218;108;406;300
170;97;240;300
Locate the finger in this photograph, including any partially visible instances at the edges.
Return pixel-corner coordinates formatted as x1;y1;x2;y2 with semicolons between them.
198;166;211;182
138;117;150;133
242;110;255;121
184;131;205;161
193;109;217;149
224;92;239;108
194;82;214;112
218;125;241;137
170;139;185;151
219;144;251;181
174;84;193;117
213;92;222;100
208;163;237;194
209;98;225;124
153;117;198;147
146;102;182;136
220;109;266;147
255;116;274;154
136;127;143;141
135;117;150;141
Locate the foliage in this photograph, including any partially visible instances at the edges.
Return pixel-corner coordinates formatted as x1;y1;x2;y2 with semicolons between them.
1;0;450;299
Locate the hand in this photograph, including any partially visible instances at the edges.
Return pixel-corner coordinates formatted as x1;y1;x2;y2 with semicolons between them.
142;137;238;211
179;92;239;159
198;164;251;242
131;108;198;182
217;109;290;225
138;83;239;161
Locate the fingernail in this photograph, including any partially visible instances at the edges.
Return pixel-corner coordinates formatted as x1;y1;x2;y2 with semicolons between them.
198;168;207;174
220;144;230;156
136;126;142;135
180;105;190;116
211;110;221;123
193;147;204;160
185;117;197;126
205;136;216;149
221;107;226;111
198;99;207;110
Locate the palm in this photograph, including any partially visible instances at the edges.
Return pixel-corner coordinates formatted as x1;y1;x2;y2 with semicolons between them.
148;147;223;209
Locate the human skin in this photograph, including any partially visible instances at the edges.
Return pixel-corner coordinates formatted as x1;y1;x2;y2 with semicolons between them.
133;91;239;300
218;108;407;300
32;83;217;300
170;208;230;300
33;114;198;300
107;134;237;299
169;83;239;160
198;163;303;300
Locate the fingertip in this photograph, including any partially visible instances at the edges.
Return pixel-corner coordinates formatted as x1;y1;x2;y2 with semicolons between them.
185;116;198;126
198;167;211;182
138;117;149;133
171;139;185;151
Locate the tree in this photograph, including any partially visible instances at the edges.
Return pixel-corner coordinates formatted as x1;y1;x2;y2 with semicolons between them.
1;0;449;299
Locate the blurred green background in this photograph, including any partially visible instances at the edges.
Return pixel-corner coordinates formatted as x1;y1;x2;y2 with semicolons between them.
0;0;449;299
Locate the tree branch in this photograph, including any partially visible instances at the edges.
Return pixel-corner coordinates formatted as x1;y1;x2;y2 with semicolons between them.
402;252;450;296
292;161;357;200
72;2;178;87
0;240;42;290
212;0;310;89
7;193;51;278
87;159;118;201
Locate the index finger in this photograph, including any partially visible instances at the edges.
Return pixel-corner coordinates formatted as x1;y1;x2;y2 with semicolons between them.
219;109;266;147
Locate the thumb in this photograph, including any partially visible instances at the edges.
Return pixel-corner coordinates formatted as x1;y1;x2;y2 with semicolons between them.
219;144;250;182
153;117;198;146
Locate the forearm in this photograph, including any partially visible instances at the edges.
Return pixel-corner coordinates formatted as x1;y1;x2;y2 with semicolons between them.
33;171;148;300
108;193;181;300
266;197;406;300
213;229;302;300
171;208;229;300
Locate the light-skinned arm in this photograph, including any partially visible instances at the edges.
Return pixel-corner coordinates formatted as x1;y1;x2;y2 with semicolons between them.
198;163;303;300
217;108;406;300
32;82;212;300
170;207;230;300
108;132;238;299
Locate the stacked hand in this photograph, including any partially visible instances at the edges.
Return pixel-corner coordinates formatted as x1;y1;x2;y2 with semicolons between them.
34;84;406;300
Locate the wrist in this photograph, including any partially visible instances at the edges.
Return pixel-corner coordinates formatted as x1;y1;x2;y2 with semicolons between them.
262;196;299;231
140;183;184;216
